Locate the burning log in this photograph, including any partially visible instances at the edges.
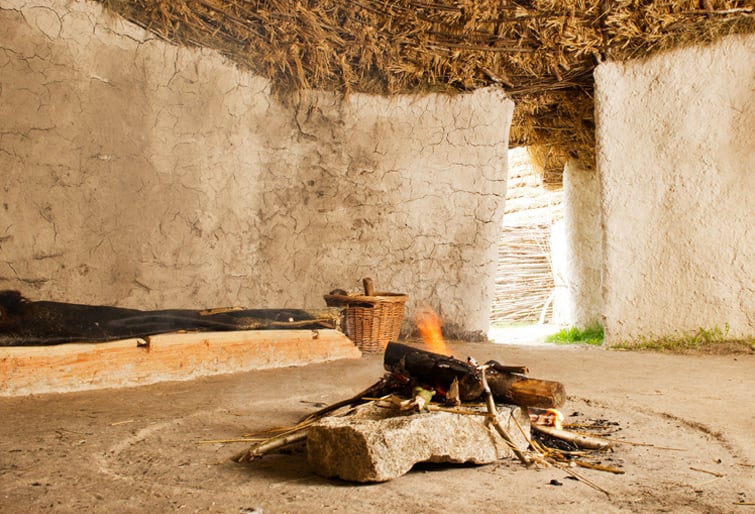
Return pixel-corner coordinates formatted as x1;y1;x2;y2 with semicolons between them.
384;342;565;409
383;341;484;401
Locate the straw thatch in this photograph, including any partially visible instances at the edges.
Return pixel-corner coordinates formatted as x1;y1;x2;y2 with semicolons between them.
98;0;753;176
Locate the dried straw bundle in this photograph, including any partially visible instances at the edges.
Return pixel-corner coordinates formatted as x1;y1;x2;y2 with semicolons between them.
99;0;754;175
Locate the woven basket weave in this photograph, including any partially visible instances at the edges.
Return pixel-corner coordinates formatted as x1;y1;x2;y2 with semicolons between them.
323;291;408;353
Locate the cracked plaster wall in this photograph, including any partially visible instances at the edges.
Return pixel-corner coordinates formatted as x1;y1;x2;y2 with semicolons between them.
595;33;754;343
551;159;602;329
0;0;511;336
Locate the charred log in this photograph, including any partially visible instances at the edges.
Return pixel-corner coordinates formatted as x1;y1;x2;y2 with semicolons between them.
384;341;484;401
384;342;565;408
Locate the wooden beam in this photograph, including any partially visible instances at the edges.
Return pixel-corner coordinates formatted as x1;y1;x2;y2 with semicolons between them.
0;329;361;396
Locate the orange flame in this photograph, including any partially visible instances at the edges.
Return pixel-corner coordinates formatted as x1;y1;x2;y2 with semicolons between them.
530;408;564;429
547;408;564;430
415;306;450;356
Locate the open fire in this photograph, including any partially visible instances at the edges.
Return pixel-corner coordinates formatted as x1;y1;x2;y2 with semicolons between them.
235;307;618;492
530;407;565;430
416;307;566;429
414;306;449;356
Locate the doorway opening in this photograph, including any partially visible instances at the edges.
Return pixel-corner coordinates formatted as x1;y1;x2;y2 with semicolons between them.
489;147;563;345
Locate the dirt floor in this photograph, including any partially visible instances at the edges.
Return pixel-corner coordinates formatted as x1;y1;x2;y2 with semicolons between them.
1;340;753;514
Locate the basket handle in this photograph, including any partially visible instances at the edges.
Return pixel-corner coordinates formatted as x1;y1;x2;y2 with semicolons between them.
363;277;375;296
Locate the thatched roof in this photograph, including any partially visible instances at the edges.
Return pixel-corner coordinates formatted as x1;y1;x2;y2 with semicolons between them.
99;0;753;177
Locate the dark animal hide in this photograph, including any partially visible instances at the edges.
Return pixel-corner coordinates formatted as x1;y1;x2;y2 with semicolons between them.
0;290;336;346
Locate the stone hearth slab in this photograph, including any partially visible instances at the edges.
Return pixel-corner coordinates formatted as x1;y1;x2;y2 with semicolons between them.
307;402;530;482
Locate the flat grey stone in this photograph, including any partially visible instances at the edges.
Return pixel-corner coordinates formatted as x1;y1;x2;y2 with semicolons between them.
306;402;530;482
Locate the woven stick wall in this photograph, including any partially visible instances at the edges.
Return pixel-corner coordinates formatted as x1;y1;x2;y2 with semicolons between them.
98;0;753;177
492;225;555;322
492;148;562;323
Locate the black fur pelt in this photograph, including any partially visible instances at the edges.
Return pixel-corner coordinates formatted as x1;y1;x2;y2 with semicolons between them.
0;290;333;346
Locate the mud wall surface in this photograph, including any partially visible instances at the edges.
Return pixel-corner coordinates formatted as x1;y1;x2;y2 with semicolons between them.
595;33;754;343
551;160;602;328
0;0;511;336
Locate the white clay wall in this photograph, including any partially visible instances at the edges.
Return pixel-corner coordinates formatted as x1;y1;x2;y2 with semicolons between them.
551;159;602;329
0;0;512;337
594;33;754;343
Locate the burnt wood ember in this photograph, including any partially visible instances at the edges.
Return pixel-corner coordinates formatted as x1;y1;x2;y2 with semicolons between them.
383;341;484;401
0;290;340;346
384;341;566;408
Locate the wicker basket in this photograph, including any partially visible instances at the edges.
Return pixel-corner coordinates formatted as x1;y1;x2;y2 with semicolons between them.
324;290;408;353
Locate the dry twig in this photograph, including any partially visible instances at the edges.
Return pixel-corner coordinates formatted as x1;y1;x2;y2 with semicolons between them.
479;365;531;465
689;466;725;477
234;429;309;463
531;423;612;450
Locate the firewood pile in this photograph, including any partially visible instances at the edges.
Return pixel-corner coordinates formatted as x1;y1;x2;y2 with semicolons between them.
234;342;622;493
